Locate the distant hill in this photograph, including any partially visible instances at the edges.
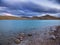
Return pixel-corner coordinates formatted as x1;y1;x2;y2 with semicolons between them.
31;15;60;20
0;15;60;20
39;15;60;20
0;16;27;20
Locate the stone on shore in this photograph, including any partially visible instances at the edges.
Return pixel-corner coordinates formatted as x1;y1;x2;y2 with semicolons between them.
14;39;21;44
28;34;32;37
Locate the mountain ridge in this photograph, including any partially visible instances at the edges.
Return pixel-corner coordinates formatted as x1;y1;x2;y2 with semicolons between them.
0;15;60;20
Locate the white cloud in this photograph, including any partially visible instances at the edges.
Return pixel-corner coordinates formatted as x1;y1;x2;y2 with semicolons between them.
0;13;19;17
31;0;60;9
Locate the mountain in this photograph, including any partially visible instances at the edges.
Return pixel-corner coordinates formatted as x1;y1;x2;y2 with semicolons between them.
31;15;60;20
0;15;60;20
0;16;27;20
39;15;60;20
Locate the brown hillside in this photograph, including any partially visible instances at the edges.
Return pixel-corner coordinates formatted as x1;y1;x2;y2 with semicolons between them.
39;15;60;20
0;15;60;20
0;16;27;20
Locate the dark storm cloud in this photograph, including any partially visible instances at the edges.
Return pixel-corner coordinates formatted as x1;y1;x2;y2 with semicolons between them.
55;0;60;4
0;0;60;16
0;0;3;6
50;0;60;4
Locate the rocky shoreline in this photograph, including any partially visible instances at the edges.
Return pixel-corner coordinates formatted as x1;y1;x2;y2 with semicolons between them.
0;26;60;45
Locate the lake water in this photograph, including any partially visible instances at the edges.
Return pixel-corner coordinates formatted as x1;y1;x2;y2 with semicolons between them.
0;20;60;35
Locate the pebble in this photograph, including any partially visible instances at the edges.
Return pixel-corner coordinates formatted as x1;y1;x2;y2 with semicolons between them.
14;39;21;44
28;34;32;37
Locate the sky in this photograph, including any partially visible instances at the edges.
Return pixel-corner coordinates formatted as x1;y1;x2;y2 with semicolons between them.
0;0;60;16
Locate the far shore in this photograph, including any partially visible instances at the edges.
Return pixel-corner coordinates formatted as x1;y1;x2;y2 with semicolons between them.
0;15;60;20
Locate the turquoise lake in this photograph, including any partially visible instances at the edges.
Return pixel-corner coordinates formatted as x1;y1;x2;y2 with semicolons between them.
0;20;60;35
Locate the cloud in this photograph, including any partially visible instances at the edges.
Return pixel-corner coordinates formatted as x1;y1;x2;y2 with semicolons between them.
1;0;60;9
54;0;60;4
2;0;28;4
0;7;6;10
0;0;60;16
0;13;14;16
31;0;60;9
